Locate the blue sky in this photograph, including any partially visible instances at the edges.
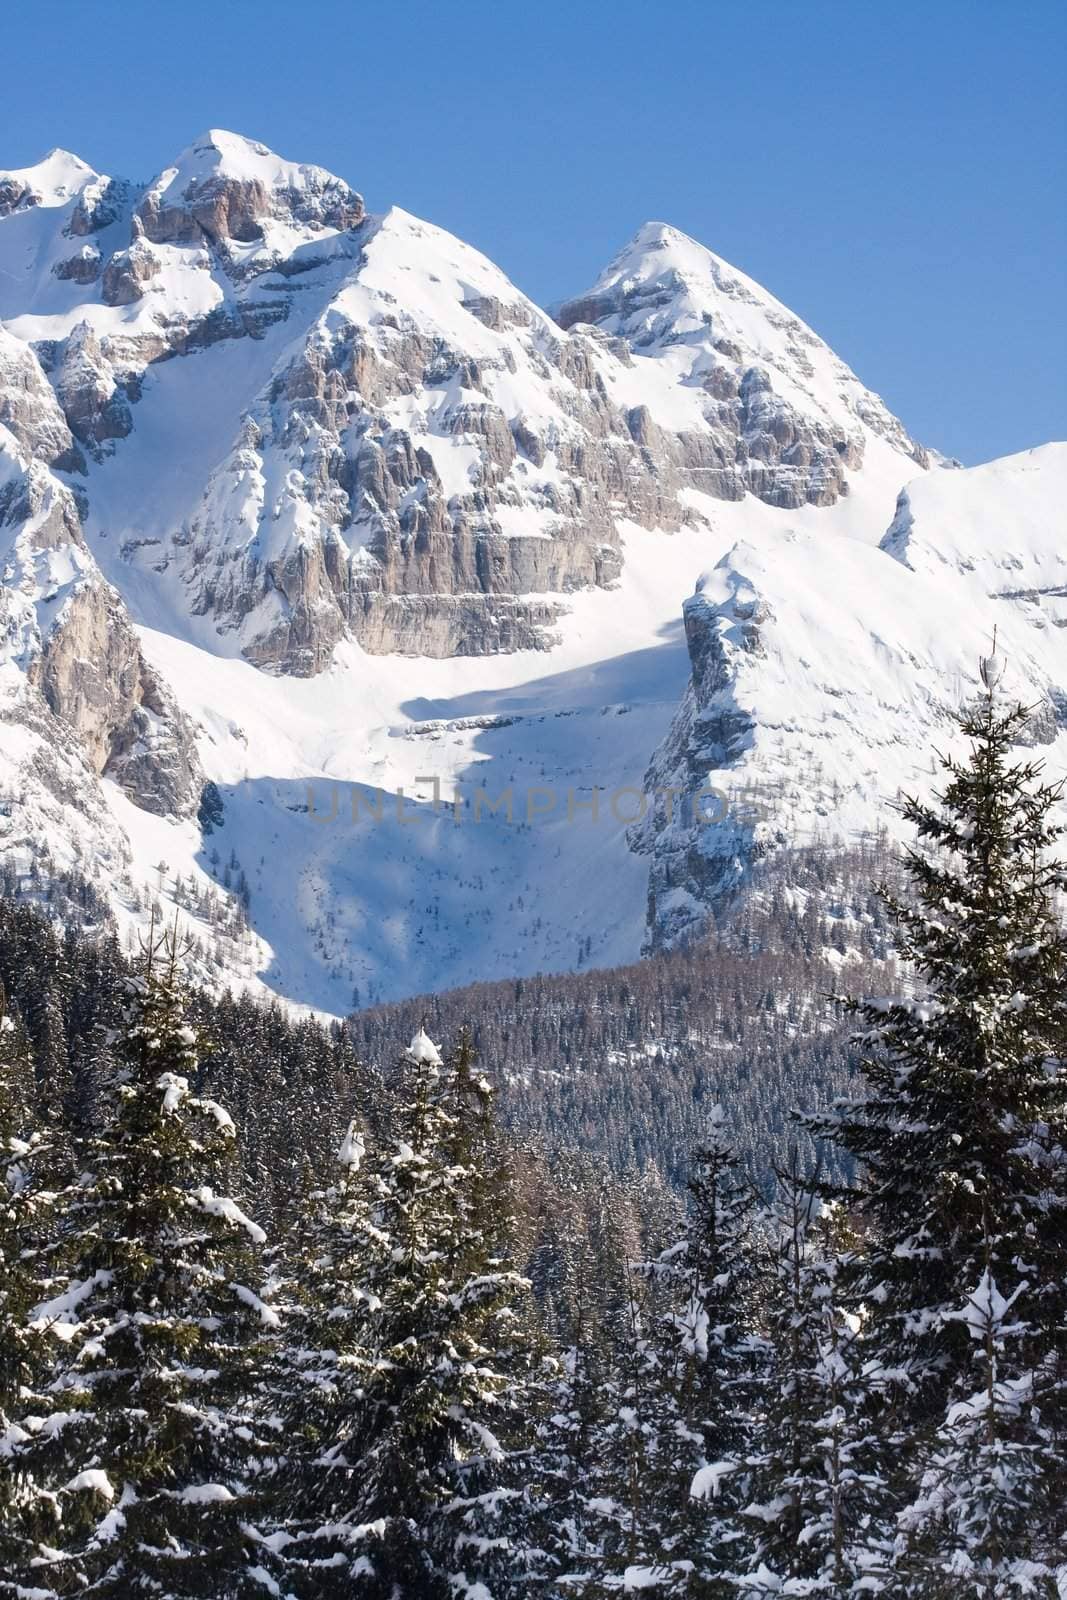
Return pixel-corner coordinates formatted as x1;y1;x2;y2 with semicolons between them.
3;0;1064;464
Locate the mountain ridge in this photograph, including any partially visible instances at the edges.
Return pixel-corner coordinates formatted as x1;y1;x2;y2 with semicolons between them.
0;128;1061;1014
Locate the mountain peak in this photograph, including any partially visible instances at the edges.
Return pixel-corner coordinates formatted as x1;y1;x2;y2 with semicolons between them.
170;128;304;183
138;129;364;246
0;148;99;210
630;218;698;249
578;218;783;321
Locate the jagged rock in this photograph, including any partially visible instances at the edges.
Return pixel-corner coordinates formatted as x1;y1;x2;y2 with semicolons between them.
2;135;940;682
169;207;686;668
558;221;927;511
462;295;532;331
34;580;203;816
0;177;39;217
0;429;202;817
53;243;103;283
136;129;364;250
68;176;130;236
52;323;133;454
0;331;84;473
629;570;763;949
100;236;161;305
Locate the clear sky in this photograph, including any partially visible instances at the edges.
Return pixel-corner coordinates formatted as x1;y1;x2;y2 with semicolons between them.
3;0;1064;464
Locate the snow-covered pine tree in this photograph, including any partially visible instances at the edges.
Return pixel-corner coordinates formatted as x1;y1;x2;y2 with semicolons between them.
738;1175;887;1599
803;664;1067;1590
280;1028;545;1600
0;974;61;1573
1;923;281;1599
532;1292;613;1594
735;1152;827;1595
898;1264;1058;1596
0;973;38;1131
257;1117;382;1588
628;1104;762;1596
577;1265;675;1593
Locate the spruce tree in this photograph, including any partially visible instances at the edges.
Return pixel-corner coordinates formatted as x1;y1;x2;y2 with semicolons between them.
258;1117;381;1588
1;925;279;1599
735;1154;826;1594
804;664;1067;1591
897;1267;1056;1596
580;1267;675;1592
531;1251;616;1594
637;1105;762;1595
737;1173;887;1598
0;975;61;1573
277;1029;544;1599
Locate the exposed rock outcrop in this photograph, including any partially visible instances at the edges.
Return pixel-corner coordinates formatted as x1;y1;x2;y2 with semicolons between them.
34;578;202;816
629;568;764;950
171;212;684;668
0;427;202;817
0;330;84;472
558;221;929;512
0;177;39;217
2;138;939;681
100;234;162;305
68;175;130;236
135;130;364;259
52;243;102;283
51;323;133;455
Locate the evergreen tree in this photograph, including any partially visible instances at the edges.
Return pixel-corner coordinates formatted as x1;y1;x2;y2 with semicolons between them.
278;1029;544;1599
635;1105;762;1595
259;1117;382;1589
0;974;61;1573
1;925;279;1599
898;1267;1057;1596
804;666;1067;1590
530;1245;620;1594
580;1267;675;1592
737;1176;887;1598
735;1154;826;1594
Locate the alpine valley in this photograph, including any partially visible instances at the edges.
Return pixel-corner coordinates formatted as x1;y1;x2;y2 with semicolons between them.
1;128;1064;1017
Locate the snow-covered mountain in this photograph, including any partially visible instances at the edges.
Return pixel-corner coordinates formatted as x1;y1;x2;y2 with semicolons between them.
0;129;1062;1011
634;444;1067;950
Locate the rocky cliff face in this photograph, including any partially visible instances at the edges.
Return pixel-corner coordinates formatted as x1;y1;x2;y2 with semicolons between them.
0;132;367;472
9;124;1051;1018
0;420;201;819
0;328;84;472
172;209;689;669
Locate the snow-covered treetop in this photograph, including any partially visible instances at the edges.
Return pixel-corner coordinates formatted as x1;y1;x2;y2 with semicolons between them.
337;1120;366;1169
979;632;1005;697
408;1028;443;1067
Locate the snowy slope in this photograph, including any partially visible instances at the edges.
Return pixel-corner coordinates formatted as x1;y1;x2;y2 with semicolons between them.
883;443;1067;626
636;446;1067;950
1;127;1061;1014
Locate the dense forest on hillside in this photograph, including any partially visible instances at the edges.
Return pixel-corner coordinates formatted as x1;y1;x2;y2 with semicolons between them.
350;839;901;1184
0;895;679;1320
0;838;903;1203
